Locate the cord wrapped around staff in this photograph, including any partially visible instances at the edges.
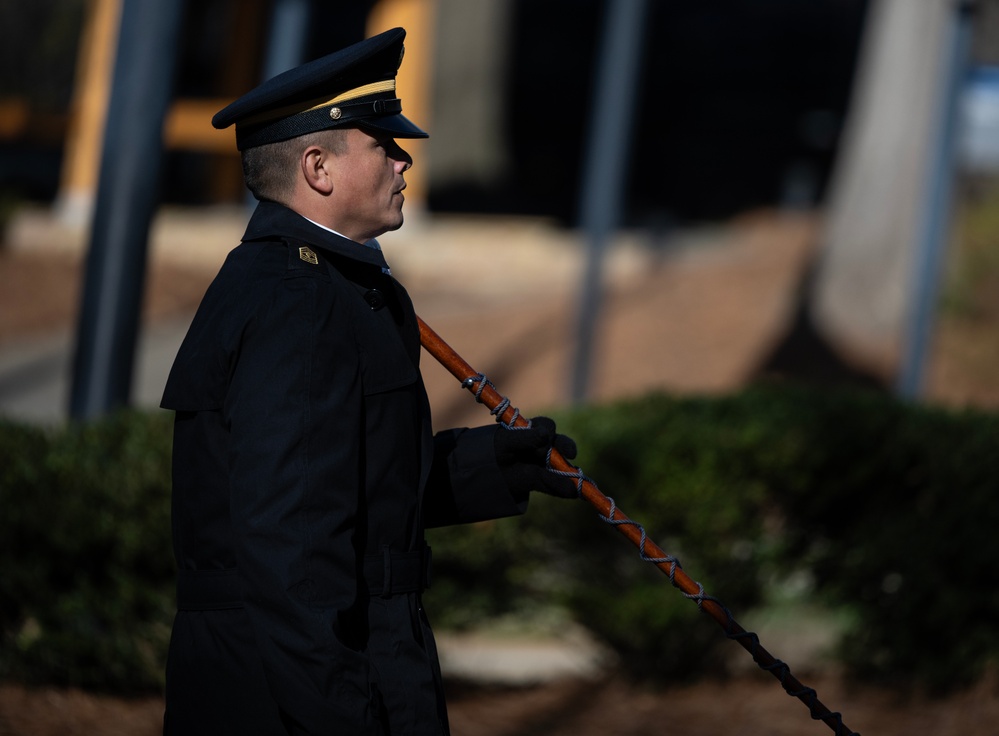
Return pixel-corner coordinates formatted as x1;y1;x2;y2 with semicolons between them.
418;316;859;736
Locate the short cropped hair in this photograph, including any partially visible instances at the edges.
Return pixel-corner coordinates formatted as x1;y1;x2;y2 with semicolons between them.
241;127;350;203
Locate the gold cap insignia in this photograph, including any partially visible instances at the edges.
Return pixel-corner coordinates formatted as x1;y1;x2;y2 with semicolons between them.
329;107;342;120
299;246;319;265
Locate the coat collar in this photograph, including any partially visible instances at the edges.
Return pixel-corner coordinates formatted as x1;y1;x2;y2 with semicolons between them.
241;199;391;272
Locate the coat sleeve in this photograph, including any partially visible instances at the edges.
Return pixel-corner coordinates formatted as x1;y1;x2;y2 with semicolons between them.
224;267;382;734
422;424;530;528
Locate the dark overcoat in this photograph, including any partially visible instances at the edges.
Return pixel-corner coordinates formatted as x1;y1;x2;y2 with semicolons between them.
161;201;526;735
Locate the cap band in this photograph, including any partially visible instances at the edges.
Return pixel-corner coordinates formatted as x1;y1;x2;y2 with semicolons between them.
239;79;397;127
235;97;405;150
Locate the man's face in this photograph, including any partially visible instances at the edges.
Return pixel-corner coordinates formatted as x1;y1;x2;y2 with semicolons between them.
326;127;413;243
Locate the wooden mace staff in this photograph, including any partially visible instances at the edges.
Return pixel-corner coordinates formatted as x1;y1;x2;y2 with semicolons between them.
418;316;859;736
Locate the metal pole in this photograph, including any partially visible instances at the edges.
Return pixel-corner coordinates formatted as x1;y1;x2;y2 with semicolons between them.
896;0;975;399
69;0;185;420
241;0;313;209
261;0;312;80
569;0;649;404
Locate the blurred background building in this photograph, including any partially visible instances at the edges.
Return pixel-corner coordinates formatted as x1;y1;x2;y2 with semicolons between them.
0;0;871;222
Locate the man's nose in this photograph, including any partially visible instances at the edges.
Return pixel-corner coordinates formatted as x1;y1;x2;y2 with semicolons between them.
391;142;413;171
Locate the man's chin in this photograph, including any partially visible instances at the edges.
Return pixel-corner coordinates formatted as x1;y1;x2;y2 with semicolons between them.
366;216;404;241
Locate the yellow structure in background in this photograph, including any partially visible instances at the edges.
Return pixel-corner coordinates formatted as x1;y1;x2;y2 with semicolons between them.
52;0;436;224
367;0;437;208
57;0;121;225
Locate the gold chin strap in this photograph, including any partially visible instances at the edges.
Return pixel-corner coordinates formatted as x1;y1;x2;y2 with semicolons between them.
240;79;397;126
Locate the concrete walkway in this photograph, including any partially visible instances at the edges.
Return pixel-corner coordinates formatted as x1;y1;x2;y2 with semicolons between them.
0;317;194;425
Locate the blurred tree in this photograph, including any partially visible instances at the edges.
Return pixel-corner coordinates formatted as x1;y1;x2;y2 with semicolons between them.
809;0;975;383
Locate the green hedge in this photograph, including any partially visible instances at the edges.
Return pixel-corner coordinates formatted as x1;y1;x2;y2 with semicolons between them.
2;386;997;694
733;387;999;690
0;410;175;693
428;386;999;690
427;393;773;682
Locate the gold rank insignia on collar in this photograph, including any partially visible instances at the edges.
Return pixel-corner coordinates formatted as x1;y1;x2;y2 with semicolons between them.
299;246;319;265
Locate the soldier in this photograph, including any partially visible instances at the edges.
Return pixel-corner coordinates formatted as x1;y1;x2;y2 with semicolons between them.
160;27;577;735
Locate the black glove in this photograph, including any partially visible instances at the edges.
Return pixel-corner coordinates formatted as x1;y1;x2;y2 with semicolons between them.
494;416;579;499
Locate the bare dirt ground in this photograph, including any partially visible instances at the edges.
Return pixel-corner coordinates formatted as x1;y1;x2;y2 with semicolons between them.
2;671;999;736
1;208;997;735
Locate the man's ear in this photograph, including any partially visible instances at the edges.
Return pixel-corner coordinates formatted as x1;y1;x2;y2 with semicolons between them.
301;145;334;195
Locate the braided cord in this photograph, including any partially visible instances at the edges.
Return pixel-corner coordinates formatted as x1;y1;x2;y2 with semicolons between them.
462;373;524;428
459;370;859;736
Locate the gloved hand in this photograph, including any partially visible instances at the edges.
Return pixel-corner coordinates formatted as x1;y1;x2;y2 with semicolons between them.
494;416;579;499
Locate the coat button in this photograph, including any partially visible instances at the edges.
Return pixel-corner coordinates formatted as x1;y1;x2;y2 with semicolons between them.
364;289;385;310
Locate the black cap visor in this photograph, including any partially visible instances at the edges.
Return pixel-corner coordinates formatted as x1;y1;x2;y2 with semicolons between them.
358;113;429;139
